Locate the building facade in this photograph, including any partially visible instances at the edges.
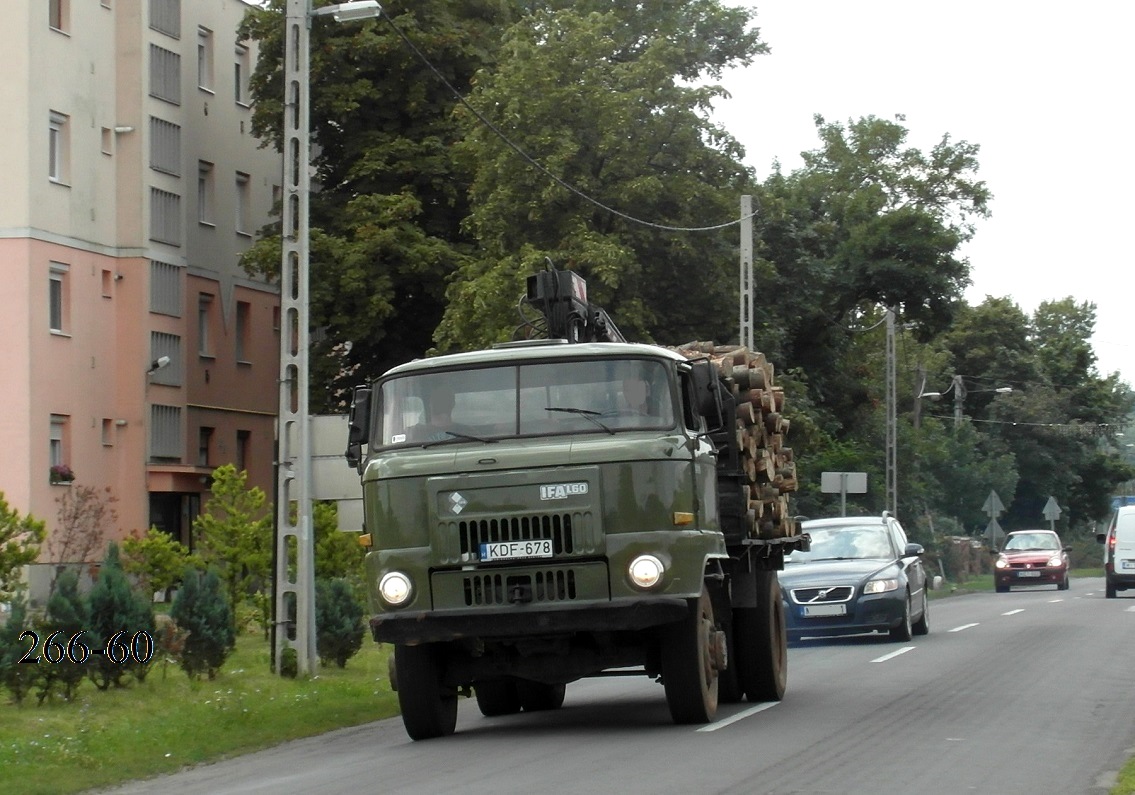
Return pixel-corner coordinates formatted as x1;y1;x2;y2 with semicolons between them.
0;0;282;601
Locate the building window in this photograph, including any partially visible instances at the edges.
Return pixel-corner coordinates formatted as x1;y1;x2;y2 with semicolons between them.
149;117;181;176
198;294;213;356
197;27;214;92
149;45;181;105
149;0;180;38
49;111;69;183
235;301;251;362
235;45;250;105
50;414;69;468
150;331;182;386
101;127;113;155
197;161;215;225
150;188;181;246
49;0;69;32
49;263;69;333
101;269;114;298
102;418;114;446
197;426;214;467
150;405;182;461
236;430;251;472
150;261;183;316
235;172;251;235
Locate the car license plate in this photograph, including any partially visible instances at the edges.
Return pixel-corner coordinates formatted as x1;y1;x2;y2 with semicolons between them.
1017;570;1041;578
802;604;846;617
480;539;554;562
1122;560;1135;570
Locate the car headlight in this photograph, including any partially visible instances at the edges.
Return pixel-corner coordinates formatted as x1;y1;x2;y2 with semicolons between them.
863;578;898;594
994;556;1009;569
378;571;413;607
628;555;665;590
1047;554;1064;568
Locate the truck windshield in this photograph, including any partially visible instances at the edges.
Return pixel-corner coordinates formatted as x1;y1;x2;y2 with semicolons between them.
377;358;675;447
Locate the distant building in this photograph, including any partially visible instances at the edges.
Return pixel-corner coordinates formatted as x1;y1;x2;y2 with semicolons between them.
0;0;282;601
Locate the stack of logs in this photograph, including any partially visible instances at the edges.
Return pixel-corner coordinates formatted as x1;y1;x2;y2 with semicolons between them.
674;342;797;540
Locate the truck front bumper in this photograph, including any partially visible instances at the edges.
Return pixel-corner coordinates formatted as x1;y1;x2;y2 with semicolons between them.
370;597;689;645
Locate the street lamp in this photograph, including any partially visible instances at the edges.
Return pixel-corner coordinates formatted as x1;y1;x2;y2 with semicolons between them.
918;375;1012;429
275;0;382;678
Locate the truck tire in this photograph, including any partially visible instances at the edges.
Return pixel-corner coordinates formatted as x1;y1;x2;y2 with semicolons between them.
475;679;521;717
718;610;743;704
518;681;567;711
735;570;787;702
395;644;458;740
661;588;720;724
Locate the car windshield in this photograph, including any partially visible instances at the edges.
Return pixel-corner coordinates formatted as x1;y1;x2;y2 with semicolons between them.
375;358;676;447
1003;533;1061;551
787;525;894;564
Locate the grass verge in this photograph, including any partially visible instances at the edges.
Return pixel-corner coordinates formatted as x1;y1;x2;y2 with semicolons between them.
0;634;398;795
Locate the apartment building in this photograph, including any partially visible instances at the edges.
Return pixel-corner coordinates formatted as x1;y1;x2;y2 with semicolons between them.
0;0;283;600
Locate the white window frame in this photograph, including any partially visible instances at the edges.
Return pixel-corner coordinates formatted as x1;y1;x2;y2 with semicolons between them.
49;262;69;333
49;111;69;184
49;0;69;33
197;27;214;92
234;45;250;106
198;161;215;226
235;171;251;235
198;293;213;356
50;414;67;468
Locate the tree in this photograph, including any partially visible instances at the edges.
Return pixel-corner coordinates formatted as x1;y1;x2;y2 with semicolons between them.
87;543;156;689
193;464;272;636
238;0;519;408
315;577;365;668
121;525;200;601
170;567;236;681
314;502;365;587
48;485;118;592
0;493;45;604
436;3;764;352
0;597;37;705
38;569;89;702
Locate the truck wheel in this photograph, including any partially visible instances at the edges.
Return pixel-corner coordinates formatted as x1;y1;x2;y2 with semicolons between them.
735;570;787;702
394;644;458;740
661;588;720;724
474;679;521;717
518;681;566;711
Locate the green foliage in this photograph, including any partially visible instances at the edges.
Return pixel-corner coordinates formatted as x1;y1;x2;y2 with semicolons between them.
0;597;37;705
39;569;89;703
0;493;45;603
121;526;200;599
87;543;156;690
193;465;272;637
171;568;236;681
315;578;365;669
314;502;366;587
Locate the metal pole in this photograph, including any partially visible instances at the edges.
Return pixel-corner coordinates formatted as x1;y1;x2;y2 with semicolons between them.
275;0;317;676
739;195;753;351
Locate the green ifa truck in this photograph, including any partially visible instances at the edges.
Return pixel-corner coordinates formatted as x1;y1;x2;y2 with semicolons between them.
345;266;808;740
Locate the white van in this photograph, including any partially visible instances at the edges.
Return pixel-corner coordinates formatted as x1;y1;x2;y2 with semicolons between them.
1097;505;1135;598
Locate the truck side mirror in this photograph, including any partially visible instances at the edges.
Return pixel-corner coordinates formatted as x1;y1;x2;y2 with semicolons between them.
345;385;371;471
689;359;726;432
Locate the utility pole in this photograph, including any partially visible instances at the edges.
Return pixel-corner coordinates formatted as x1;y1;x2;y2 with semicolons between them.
739;195;753;350
951;374;966;430
885;308;896;517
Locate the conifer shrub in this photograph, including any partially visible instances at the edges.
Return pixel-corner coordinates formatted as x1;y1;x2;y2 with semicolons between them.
315;577;365;668
171;567;236;680
87;543;155;689
0;597;38;705
38;568;90;703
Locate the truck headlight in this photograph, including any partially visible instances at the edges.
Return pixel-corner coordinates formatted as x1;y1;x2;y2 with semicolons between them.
378;571;413;606
628;555;665;590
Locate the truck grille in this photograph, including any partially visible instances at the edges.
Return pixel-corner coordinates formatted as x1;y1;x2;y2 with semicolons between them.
458;514;575;556
463;569;578;606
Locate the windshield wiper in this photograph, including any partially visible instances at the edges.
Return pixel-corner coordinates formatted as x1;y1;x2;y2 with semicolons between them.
545;406;614;435
421;430;497;449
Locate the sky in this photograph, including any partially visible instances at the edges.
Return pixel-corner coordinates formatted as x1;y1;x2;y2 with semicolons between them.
709;1;1134;386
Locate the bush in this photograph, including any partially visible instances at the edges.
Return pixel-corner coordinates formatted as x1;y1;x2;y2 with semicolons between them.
87;543;156;689
39;569;89;703
0;597;38;705
315;577;365;668
171;567;236;680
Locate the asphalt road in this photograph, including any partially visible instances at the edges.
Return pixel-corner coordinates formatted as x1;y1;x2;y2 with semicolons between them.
101;577;1135;795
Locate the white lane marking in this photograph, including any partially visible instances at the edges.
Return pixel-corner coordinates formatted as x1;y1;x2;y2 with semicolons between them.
1002;609;1025;616
697;701;778;732
1048;599;1064;603
1125;606;1135;613
949;623;979;632
871;646;915;663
